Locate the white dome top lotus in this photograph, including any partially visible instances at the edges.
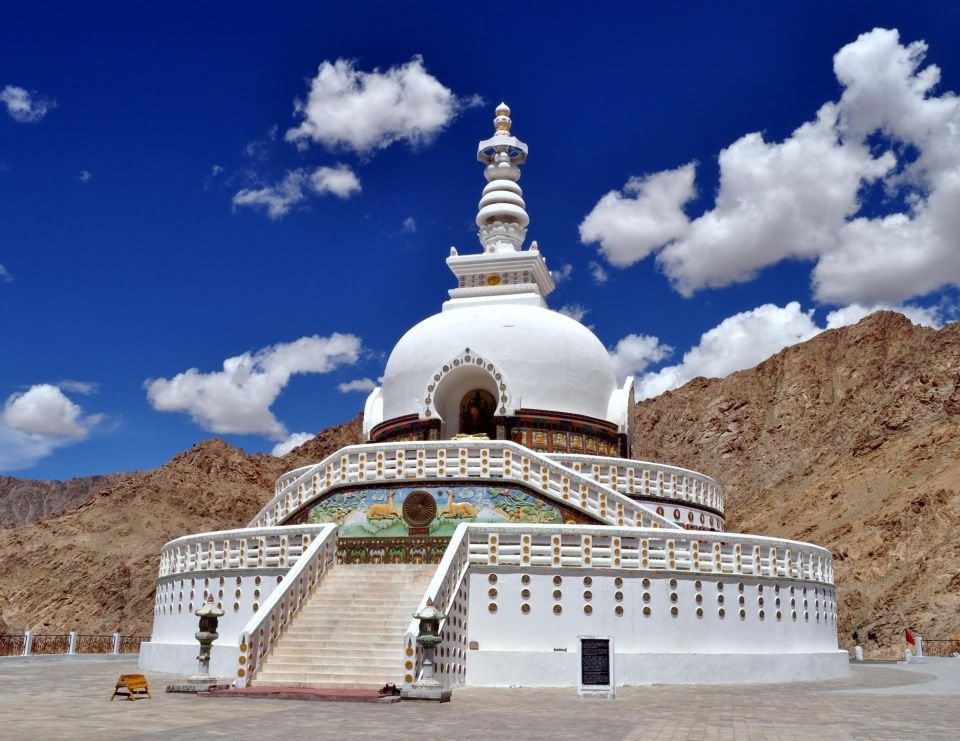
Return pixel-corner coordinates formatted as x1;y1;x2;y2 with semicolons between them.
363;104;634;441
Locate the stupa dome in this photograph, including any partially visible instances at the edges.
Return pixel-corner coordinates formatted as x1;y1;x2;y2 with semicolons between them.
379;299;620;429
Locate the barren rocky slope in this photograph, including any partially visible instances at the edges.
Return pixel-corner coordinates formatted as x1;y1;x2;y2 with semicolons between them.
633;311;960;655
0;416;362;634
0;473;131;528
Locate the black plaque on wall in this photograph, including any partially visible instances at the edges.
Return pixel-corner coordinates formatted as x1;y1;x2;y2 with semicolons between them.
580;638;611;686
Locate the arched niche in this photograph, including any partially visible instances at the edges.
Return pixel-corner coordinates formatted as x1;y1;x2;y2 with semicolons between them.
434;365;500;438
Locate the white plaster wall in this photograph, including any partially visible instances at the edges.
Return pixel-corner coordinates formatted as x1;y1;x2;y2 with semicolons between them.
644;501;724;532
466;650;849;687
146;570;285;650
139;640;240;679
465;569;845;686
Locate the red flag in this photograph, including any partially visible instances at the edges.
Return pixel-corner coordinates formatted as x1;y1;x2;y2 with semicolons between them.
904;628;916;646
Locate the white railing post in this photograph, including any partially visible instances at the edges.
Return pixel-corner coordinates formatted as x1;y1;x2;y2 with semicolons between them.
68;631;77;655
22;630;32;657
112;633;120;654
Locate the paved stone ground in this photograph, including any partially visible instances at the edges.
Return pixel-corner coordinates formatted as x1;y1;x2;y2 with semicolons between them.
1;655;957;740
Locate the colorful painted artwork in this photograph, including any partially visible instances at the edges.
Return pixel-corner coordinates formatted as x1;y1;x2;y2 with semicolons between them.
307;485;564;538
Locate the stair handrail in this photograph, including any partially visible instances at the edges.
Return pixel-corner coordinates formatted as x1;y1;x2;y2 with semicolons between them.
401;522;472;689
234;523;338;687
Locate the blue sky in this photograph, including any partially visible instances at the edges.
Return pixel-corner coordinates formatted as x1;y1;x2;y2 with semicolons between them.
2;2;959;478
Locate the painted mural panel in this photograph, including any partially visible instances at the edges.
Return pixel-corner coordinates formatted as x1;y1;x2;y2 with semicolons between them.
307;485;564;538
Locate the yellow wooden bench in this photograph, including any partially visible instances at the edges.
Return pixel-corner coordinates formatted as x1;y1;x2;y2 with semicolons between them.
111;673;151;701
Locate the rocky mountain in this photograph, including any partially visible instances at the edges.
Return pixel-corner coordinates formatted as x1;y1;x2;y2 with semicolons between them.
1;313;958;656
0;473;131;528
633;311;960;655
0;415;363;635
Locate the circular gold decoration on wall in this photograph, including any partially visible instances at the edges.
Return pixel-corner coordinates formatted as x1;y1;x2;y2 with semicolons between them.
521;603;531;614
402;490;437;527
486;274;502;286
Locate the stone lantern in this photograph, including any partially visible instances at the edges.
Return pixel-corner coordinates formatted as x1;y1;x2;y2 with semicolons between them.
401;598;451;702
166;595;231;693
193;596;224;679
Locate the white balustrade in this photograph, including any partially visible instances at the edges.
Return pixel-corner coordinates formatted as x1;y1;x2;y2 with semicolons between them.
236;523;339;687
158;525;329;577
546;453;724;515
401;523;472;690
249;441;683;533
459;524;833;583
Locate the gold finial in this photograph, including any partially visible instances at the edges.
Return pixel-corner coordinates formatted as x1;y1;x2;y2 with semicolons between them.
494;101;511;135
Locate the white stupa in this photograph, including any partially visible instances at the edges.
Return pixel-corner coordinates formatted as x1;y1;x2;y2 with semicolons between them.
140;104;847;691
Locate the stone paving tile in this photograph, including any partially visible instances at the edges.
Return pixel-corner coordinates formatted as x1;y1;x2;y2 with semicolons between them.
0;656;957;740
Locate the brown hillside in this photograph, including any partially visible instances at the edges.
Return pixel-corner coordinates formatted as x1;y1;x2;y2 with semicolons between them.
0;415;362;634
633;311;960;655
0;473;131;528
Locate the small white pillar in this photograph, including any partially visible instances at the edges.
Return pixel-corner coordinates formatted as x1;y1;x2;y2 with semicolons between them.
68;631;78;655
112;633;121;655
916;635;924;657
904;648;912;662
22;630;32;657
854;645;864;661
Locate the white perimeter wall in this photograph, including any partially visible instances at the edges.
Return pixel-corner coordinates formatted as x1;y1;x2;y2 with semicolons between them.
465;569;847;687
140;569;285;677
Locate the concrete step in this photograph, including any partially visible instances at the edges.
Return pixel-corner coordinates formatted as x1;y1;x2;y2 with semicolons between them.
267;651;399;664
250;679;389;690
274;638;405;649
290;610;413;628
264;661;400;673
256;671;402;684
253;564;433;685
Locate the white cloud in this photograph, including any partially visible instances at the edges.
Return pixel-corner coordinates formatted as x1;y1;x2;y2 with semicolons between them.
823;302;942;329
232;170;307;219
580;164;696;267
632;300;942;400
551;263;573;285
589;261;609;285
557;304;589;323
57;380;99;395
3;384;100;439
337;377;377;393
1;85;55;123
609;335;673;382
0;264;11;283
310;164;361;198
402;216;417;233
232;165;361;219
78;170;92;183
145;333;362;440
271;431;314;457
285;56;478;154
582;29;960;307
0;384;103;470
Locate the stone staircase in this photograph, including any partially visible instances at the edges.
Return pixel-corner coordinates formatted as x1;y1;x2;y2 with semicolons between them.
252;563;435;688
